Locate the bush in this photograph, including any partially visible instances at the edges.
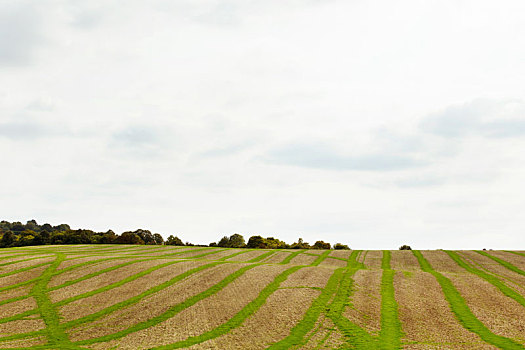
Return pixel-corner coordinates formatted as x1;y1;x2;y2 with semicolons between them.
334;243;350;250
399;245;412;250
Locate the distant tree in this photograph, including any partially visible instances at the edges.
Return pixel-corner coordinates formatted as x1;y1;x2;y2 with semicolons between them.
313;240;331;249
116;232;144;245
209;242;217;247
291;238;310;249
0;231;16;248
264;237;288;249
333;243;350;250
166;235;184;246
247;235;266;249
153;233;164;245
399;245;412;250
217;236;230;247
227;234;246;248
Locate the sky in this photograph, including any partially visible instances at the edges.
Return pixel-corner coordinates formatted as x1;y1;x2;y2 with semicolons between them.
1;0;525;249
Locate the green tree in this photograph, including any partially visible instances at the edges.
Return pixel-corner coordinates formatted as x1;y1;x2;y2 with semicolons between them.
217;236;230;247
333;243;350;250
228;233;246;248
399;245;412;250
166;235;184;246
247;235;267;249
313;240;331;249
153;233;164;245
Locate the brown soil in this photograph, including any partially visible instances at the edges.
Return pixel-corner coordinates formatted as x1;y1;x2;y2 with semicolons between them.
280;266;334;289
289;253;317;266
188;288;320;349
225;250;268;262
394;270;490;348
0;318;45;336
67;263;244;341
49;259;178;303
58;260;207;321
445;270;525;344
363;250;383;269
329;250;352;259
87;264;290;350
0;297;37;318
49;258;137;288
421;250;465;274
390;250;420;271
343;269;381;336
319;257;347;268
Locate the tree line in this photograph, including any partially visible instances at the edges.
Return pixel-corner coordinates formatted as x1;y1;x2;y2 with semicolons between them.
0;220;350;250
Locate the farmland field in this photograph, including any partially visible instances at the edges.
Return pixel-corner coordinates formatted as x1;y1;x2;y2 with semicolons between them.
0;246;524;349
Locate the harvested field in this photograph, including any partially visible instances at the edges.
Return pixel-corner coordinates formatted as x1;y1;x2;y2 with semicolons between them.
363;250;383;268
343;269;382;336
288;252;317;265
0;245;524;349
318;257;347;268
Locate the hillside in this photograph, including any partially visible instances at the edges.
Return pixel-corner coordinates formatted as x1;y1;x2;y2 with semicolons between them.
0;245;524;349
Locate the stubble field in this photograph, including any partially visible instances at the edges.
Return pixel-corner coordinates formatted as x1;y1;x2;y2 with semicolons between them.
0;245;524;349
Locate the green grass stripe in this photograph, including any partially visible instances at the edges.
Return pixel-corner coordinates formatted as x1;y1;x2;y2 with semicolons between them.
30;253;78;349
148;265;304;349
268;268;342;349
476;251;525;277
413;250;524;349
311;251;331;266
280;250;306;264
248;250;275;263
74;263;255;345
218;249;255;261
378;251;403;349
327;251;376;349
446;251;525;308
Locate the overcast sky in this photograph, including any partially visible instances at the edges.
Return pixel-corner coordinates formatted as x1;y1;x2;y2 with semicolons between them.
1;0;525;249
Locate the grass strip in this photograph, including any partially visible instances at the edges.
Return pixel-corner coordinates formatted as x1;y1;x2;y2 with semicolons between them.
30;253;79;349
476;251;525;277
378;251;403;349
280;250;306;264
413;250;524;350
74;263;255;345
268;268;343;349
248;251;275;263
327;251;376;349
148;265;304;349
311;251;331;266
445;251;525;308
